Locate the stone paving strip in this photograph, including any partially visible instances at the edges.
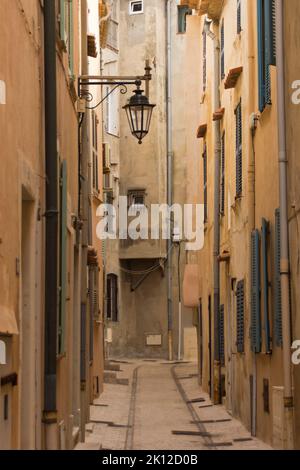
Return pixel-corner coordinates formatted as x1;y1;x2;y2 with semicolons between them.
76;360;272;451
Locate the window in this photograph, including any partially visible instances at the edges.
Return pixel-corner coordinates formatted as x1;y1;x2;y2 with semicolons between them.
237;0;242;34
220;132;225;216
107;274;118;322
177;6;192;34
128;189;146;209
220;19;225;80
106;0;119;51
203;144;208;223
251;229;262;353
236;280;245;353
106;86;120;137
274;208;282;347
257;0;276;112
202;31;207;92
58;160;68;356
92;112;99;192
219;305;225;366
129;1;143;15
59;0;74;75
261;218;271;353
235;100;242;198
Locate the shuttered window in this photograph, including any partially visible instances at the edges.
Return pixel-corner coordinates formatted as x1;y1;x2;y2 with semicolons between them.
236;280;245;353
220;19;225;80
107;274;118;322
262;218;271;353
219;305;225;366
92;112;99;192
59;0;74;75
257;0;276;112
177;6;192;33
220;132;225;216
58;160;68;355
237;0;242;34
203;143;208;222
274;208;282;346
251;230;262;353
235;100;242;198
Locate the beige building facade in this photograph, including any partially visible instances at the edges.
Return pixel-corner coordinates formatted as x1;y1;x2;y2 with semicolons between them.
181;0;300;449
0;0;104;450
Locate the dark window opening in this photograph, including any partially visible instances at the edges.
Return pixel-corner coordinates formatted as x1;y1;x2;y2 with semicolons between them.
177;6;192;34
107;274;118;322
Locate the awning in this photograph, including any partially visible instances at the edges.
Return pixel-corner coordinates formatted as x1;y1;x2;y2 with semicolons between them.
0;306;19;335
183;265;200;308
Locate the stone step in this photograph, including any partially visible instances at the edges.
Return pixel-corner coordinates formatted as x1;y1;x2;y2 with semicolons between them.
75;440;102;451
104;360;121;372
104;371;118;384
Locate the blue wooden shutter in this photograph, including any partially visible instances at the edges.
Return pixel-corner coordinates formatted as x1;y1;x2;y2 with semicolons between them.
274;208;283;346
235;100;242;197
236;280;245;353
221;19;225;79
220;132;225;215
219;305;225;366
262;219;271;353
58;160;68;355
251;230;262;353
237;0;242;34
203;144;208;222
265;0;276;66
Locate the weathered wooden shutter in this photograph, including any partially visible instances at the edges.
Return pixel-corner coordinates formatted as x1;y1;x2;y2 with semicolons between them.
112;275;118;322
68;0;74;76
274;208;283;346
237;0;242;34
265;0;276;66
251;230;262;353
220;132;225;215
235;100;242;197
236;280;245;353
60;0;66;43
262;218;271;353
220;19;225;79
257;0;265;112
58;160;68;355
219;305;225;366
203;144;208;222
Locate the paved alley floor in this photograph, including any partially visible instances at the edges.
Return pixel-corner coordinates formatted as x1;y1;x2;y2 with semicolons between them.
81;360;272;451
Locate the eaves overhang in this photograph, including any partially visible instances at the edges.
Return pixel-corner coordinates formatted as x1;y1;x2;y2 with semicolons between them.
198;0;224;21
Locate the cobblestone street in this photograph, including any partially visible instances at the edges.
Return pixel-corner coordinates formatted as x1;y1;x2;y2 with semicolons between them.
78;361;272;451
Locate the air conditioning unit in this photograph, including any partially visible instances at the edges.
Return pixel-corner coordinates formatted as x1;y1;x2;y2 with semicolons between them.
103;143;111;173
103;172;113;192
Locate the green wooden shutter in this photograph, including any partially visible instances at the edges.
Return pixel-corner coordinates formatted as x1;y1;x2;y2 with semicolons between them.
58;160;68;355
235;100;242;197
219;305;225;366
274;208;283;346
237;0;242;34
236;280;245;353
60;0;66;43
262;219;271;353
251;230;262;353
221;19;225;79
68;0;74;76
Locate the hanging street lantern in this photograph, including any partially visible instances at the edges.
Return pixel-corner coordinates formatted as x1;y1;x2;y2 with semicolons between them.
123;85;156;144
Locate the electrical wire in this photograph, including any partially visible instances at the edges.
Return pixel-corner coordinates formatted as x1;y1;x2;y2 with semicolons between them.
118;242;173;276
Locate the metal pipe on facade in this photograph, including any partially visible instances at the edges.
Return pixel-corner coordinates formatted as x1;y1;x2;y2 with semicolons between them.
204;17;221;404
80;0;89;443
275;0;294;449
43;0;58;450
166;0;173;361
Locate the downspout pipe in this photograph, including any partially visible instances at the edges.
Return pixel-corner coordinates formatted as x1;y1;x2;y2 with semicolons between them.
204;17;221;404
43;0;58;449
166;0;173;361
275;0;294;448
80;0;89;443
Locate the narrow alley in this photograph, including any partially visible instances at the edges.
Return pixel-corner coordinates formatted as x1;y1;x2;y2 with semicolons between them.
77;360;271;451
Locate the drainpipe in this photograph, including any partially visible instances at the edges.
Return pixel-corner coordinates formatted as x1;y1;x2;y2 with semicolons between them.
204;17;221;404
80;0;89;443
247;0;258;437
275;0;294;449
43;0;58;450
166;0;173;361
